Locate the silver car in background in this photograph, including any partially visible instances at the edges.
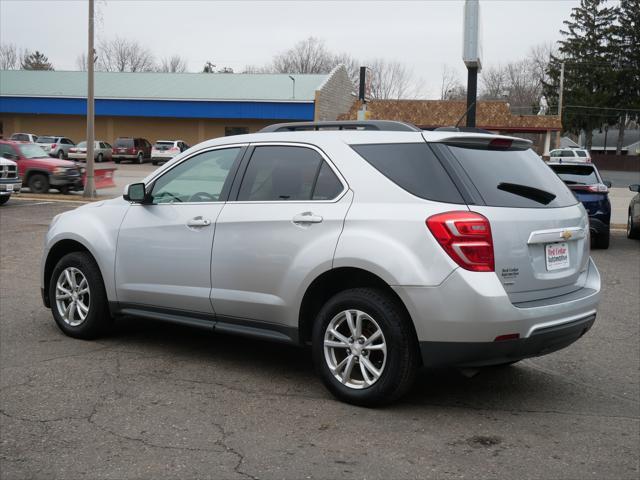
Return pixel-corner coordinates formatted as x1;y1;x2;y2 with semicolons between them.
36;136;75;159
68;141;113;162
40;121;601;406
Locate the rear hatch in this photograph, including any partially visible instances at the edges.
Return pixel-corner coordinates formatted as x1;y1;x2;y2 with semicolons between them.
114;138;134;154
547;163;609;217
152;141;176;157
430;136;590;303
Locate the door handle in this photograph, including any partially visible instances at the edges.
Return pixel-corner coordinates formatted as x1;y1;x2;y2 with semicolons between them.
292;212;323;225
186;216;211;228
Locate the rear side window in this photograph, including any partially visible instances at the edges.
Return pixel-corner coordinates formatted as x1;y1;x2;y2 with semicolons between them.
447;146;577;208
549;164;599;185
115;138;133;148
351;143;464;204
237;146;342;201
576;150;588;157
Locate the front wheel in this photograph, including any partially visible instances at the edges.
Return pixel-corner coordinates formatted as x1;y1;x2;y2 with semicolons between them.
312;288;419;407
28;173;49;194
49;252;111;339
628;211;640;239
0;195;9;205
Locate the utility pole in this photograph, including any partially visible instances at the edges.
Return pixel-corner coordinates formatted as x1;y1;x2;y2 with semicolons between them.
84;0;96;199
462;0;481;128
555;61;565;149
465;67;478;128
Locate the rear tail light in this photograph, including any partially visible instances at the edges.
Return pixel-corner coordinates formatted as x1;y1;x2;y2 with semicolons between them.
169;147;180;152
494;333;520;342
51;143;57;149
571;184;609;193
128;148;136;153
69;148;77;153
488;138;512;150
426;211;495;272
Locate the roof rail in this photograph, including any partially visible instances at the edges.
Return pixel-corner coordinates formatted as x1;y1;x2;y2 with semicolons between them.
260;120;422;133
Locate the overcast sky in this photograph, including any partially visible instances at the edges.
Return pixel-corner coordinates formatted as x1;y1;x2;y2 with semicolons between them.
1;0;581;98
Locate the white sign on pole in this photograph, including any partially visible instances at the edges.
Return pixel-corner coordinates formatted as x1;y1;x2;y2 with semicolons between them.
463;0;482;71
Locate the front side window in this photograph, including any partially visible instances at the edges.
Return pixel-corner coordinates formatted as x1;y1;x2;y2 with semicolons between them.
237;146;341;201
576;150;588;158
151;147;240;204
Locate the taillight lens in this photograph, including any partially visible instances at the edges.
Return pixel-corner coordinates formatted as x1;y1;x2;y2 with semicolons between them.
51;143;57;149
169;147;180;152
571;184;609;193
426;211;494;272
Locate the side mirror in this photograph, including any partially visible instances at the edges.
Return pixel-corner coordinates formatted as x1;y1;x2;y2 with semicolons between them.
603;180;612;188
123;182;148;203
630;184;640;193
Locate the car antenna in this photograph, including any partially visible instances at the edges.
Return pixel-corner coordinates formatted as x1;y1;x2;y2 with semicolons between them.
455;101;476;129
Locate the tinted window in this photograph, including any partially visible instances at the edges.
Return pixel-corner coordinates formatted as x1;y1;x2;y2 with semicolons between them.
549;164;599;185
0;144;16;157
447;146;577;208
77;141;87;148
550;150;561;156
12;134;27;141
154;142;173;150
151;148;240;203
115;138;133;148
313;162;343;200
351;143;464;204
37;136;55;143
562;150;576;157
576;150;587;157
61;138;73;145
238;146;322;201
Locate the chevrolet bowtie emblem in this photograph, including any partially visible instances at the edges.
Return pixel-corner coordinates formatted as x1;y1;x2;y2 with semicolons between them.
561;230;573;240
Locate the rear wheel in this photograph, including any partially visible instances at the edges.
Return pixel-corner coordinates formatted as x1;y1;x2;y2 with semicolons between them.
593;227;610;249
312;288;419;406
96;153;103;163
137;152;144;164
28;173;49;194
57;150;65;159
628;211;640;239
152;161;158;166
49;252;111;339
114;159;121;164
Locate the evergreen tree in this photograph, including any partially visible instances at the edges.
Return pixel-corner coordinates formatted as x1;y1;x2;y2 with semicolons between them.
543;0;619;149
21;50;54;70
612;0;640;154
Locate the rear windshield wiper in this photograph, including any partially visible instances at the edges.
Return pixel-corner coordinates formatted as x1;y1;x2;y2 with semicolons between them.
497;182;556;205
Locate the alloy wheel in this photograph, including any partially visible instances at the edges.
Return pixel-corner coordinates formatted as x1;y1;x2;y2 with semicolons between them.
55;267;91;327
323;309;387;389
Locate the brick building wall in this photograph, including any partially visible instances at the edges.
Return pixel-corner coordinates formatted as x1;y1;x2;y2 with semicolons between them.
314;65;355;121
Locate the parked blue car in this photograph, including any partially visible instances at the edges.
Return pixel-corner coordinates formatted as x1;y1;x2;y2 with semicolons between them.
548;162;611;249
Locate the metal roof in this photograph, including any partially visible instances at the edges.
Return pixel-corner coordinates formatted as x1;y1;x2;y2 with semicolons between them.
0;70;328;102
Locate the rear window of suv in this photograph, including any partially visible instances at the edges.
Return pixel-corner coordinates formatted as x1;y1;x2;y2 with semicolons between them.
446;146;577;208
37;136;56;143
115;138;134;148
548;164;599;185
351;143;464;204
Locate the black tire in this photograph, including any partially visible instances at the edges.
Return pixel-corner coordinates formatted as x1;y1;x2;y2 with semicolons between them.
627;211;640;239
0;195;9;205
96;153;103;163
57;150;65;159
137;152;144;164
49;252;111;339
312;288;419;407
152;161;158;166
28;173;49;194
58;185;70;195
592;228;610;249
114;159;121;164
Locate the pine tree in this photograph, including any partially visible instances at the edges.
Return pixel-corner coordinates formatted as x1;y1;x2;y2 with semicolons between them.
21;50;54;70
613;0;640;154
543;0;619;149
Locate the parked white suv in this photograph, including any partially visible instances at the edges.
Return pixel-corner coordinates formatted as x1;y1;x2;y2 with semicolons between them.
151;140;189;166
40;121;601;406
549;148;591;163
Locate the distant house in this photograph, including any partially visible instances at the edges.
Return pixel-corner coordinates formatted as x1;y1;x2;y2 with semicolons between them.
579;128;640;155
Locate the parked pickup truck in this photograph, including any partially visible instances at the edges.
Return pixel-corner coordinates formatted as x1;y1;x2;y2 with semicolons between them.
0;140;84;194
0;155;22;205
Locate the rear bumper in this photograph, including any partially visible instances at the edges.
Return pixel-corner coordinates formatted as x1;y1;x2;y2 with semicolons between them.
393;257;600;364
113;154;139;159
420;313;595;367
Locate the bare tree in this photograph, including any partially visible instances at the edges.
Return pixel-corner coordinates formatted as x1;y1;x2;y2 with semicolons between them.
367;58;415;100
97;37;155;72
158;55;188;73
76;52;88;71
480;66;507;99
0;43;19;70
440;65;466;100
272;37;334;74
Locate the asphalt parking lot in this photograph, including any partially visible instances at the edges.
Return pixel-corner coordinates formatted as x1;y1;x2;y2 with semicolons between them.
1;199;639;480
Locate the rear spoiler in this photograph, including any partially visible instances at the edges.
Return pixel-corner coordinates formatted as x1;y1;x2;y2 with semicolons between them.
436;135;533;151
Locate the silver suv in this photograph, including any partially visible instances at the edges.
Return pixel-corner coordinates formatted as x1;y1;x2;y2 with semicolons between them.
41;121;601;406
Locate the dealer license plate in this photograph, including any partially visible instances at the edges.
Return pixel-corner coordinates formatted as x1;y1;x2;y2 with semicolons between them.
545;242;570;271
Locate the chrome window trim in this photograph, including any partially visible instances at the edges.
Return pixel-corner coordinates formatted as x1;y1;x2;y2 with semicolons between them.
229;141;349;205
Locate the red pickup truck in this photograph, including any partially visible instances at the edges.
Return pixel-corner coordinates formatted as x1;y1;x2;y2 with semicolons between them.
0;140;84;194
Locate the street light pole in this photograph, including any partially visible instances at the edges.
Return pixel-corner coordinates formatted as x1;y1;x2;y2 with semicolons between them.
84;0;96;199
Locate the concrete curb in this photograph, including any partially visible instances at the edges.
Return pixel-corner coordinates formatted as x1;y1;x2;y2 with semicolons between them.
11;194;103;204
